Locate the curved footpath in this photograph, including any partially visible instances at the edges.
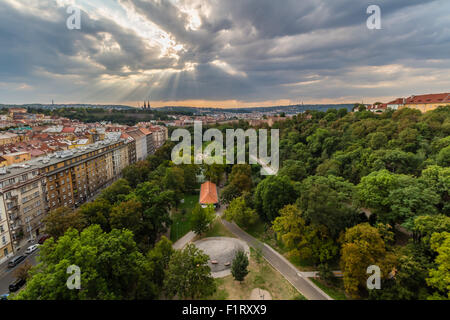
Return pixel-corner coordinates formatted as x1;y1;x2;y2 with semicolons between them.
172;204;333;300
221;220;333;301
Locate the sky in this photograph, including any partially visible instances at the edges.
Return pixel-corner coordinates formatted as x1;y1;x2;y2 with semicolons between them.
0;0;450;108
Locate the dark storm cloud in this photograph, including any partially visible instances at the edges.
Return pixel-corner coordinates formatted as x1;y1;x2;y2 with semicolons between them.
0;0;449;104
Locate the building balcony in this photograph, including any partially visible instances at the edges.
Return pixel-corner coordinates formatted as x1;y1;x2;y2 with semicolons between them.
6;195;18;205
6;205;19;213
11;223;23;231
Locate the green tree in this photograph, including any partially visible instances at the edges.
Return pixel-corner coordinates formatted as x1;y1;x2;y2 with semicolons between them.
427;232;450;299
203;163;225;184
368;132;388;150
340;223;396;298
122;161;151;188
163;167;185;194
357;170;400;214
164;244;216;299
369;246;431;300
421;165;450;215
42;207;86;239
279;160;307;182
15;226;158;300
133;181;177;247
182;164;199;192
387;177;440;226
190;204;215;235
99;179;132;204
223;196;258;228
231;250;249;283
229;164;252;193
254;175;296;221
297;175;358;237
273;205;338;265
220;183;240;204
371;149;421;175
109;198;145;247
409;215;450;249
437;145;450;167
147;236;174;288
78;198;112;232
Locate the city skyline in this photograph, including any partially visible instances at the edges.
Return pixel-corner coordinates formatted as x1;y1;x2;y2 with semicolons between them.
1;0;450;107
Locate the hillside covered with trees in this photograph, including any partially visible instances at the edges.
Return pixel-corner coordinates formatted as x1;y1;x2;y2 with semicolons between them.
221;106;450;299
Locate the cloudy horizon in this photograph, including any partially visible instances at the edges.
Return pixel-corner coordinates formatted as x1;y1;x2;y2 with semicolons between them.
1;0;450;108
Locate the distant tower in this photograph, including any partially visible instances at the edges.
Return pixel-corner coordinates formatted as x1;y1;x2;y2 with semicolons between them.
147;100;151;110
52;99;54;105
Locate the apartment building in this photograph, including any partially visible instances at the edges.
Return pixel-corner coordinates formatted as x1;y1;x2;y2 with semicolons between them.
126;137;137;165
0;201;13;264
402;93;450;113
139;128;155;156
0;132;21;146
387;93;450;113
0;126;169;255
0;164;46;254
41;140;128;210
2;151;32;166
127;130;147;161
150;126;168;149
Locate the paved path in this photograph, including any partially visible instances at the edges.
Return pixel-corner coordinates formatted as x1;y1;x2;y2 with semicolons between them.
249;155;277;176
221;220;333;300
298;271;343;278
172;231;196;250
0;250;39;295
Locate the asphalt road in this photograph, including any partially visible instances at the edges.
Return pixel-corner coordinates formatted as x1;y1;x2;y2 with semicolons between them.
221;220;332;300
0;250;39;295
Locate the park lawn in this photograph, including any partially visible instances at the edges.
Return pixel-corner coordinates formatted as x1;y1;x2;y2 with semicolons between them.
170;194;199;242
204;248;306;300
194;218;236;241
311;278;348;300
204;218;236;238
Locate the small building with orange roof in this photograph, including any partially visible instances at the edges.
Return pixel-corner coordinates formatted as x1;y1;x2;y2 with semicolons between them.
199;181;218;208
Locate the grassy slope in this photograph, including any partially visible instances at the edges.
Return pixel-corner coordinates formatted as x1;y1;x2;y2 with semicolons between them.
170;194;199;242
204;248;306;300
310;278;348;300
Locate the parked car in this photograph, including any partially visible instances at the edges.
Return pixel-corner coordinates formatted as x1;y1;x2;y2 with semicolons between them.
8;278;26;293
38;234;51;245
7;255;26;268
25;244;39;254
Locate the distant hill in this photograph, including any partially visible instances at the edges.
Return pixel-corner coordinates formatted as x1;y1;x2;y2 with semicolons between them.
155;104;355;114
0;103;355;114
0;103;134;110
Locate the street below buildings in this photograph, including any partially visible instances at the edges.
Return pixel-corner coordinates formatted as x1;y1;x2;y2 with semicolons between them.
0;249;39;295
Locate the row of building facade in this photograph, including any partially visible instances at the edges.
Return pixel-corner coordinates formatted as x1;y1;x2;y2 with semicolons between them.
0;126;168;263
365;92;450;113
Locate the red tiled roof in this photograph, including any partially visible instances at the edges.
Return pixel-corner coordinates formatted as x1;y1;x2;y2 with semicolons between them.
199;181;218;205
121;133;132;140
387;98;405;105
29;149;46;157
62;127;75;133
139;128;152;135
405;93;450;105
